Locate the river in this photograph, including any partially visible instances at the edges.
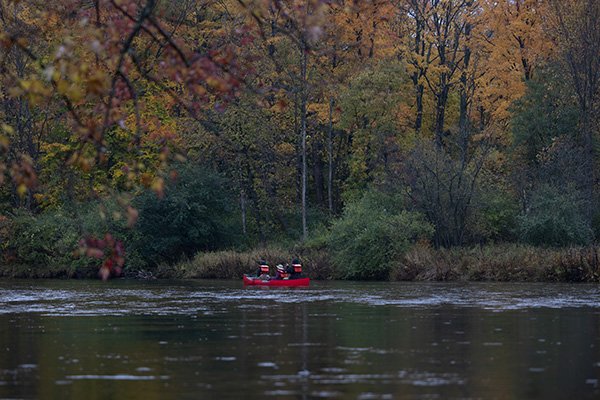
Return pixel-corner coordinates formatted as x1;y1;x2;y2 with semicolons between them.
0;280;599;399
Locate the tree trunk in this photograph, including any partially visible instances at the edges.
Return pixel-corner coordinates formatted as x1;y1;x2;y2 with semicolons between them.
459;23;472;162
240;188;247;236
412;8;425;134
300;40;308;241
581;108;595;222
328;96;334;212
415;83;424;133
313;140;324;206
294;91;301;203
434;82;449;147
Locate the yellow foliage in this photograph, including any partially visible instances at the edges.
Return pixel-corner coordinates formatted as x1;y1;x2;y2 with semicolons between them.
16;184;27;198
1;124;14;135
275;142;295;156
307;102;329;123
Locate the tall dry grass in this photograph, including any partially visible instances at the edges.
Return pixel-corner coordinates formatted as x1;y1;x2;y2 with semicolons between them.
392;243;600;282
169;246;333;280
150;243;600;282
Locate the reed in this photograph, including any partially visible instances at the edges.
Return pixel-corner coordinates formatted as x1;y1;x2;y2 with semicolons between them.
171;246;333;280
391;243;600;282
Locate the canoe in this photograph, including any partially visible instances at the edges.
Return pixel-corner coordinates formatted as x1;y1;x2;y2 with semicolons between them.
243;275;310;287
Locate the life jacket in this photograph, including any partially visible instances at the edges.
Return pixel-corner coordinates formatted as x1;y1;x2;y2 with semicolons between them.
281;272;290;279
292;263;302;273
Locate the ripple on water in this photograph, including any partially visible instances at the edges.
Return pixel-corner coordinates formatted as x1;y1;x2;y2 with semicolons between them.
358;393;394;400
1;281;600;316
309;390;342;398
65;374;169;381
257;362;278;369
264;390;298;396
214;356;236;361
396;370;465;387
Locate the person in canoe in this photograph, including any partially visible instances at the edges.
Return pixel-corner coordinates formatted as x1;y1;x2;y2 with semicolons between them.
289;258;303;279
257;261;271;281
273;264;290;280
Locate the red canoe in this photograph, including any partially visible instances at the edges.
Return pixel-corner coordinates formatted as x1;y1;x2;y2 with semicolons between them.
243;275;310;287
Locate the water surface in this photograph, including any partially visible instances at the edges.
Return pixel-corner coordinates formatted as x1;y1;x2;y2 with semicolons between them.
1;280;599;399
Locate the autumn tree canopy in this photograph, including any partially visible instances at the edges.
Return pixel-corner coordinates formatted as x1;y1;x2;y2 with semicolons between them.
1;0;600;276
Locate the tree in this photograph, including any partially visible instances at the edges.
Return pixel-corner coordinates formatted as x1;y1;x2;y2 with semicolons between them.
399;0;478;145
402;137;490;247
338;60;412;200
133;165;237;265
0;0;248;276
463;0;549;149
547;0;600;221
511;66;579;164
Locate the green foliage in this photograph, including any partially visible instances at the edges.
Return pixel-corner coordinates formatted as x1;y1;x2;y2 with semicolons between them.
338;61;414;200
517;184;592;247
260;207;333;247
2;165;240;274
132;165;239;266
3;205;124;277
511;67;579;163
472;188;519;242
327;190;433;280
8;209;79;270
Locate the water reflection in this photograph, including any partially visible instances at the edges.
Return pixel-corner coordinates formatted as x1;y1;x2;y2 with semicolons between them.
0;280;599;399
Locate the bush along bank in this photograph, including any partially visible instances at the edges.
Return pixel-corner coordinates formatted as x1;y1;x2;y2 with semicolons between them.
0;165;243;279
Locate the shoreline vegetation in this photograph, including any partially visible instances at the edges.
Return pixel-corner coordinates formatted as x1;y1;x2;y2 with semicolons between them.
153;243;600;282
2;243;599;283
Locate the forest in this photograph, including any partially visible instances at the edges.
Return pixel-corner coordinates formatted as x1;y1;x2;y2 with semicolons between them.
1;0;600;281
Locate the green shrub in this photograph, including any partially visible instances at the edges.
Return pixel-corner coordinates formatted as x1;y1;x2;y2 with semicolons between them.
472;188;519;242
132;165;239;266
3;165;241;275
5;209;100;276
3;199;150;276
327;191;433;280
9;210;75;268
517;184;592;247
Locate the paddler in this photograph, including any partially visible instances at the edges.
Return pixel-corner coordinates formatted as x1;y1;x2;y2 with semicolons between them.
289;258;303;279
257;261;271;281
273;264;289;280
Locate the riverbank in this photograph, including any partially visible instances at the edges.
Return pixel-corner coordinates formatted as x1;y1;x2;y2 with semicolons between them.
393;243;600;282
161;243;600;283
1;243;599;282
0;263;99;279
